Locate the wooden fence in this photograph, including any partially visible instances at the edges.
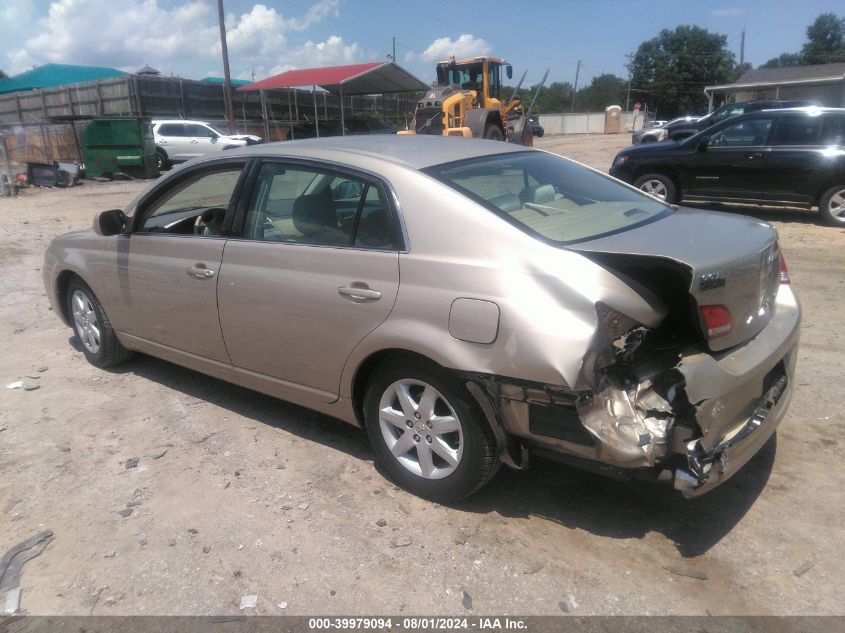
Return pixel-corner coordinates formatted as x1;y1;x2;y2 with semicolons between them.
0;74;419;166
0;74;417;127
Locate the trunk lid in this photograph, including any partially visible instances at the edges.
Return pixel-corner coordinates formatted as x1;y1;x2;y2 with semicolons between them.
569;208;780;352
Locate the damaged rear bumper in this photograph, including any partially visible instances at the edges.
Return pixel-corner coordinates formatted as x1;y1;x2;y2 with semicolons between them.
466;285;800;497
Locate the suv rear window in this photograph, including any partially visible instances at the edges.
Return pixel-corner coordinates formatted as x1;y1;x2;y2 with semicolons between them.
424;152;671;244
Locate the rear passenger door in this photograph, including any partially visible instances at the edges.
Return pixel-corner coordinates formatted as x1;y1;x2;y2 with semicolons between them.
157;124;191;161
763;113;836;205
216;160;402;403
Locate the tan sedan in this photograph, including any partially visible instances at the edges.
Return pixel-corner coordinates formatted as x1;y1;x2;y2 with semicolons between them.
43;136;800;500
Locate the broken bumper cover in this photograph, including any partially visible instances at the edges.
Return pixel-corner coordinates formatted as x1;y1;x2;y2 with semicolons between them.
675;365;791;497
481;285;800;497
672;287;800;497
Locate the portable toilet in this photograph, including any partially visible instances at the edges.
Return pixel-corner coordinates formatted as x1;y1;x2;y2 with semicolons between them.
604;105;622;134
80;117;158;178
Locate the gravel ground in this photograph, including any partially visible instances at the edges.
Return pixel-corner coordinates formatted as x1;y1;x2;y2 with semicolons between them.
1;134;843;616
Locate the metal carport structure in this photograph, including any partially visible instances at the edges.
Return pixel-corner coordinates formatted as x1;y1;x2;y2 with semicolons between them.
239;62;427;138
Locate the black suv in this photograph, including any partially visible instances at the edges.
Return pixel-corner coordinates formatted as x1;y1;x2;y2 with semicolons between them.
661;100;819;142
609;107;845;226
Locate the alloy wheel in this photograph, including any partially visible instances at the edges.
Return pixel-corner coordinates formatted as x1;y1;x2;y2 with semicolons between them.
639;179;668;200
826;188;845;221
378;379;464;480
71;289;101;354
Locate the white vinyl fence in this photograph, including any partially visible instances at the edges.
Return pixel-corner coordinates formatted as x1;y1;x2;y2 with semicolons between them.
537;111;645;135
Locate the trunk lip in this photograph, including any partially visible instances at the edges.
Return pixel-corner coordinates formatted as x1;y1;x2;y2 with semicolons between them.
568;207;780;352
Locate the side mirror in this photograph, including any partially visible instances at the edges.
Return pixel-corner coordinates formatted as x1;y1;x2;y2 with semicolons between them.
506;64;513;80
93;209;126;236
697;138;709;152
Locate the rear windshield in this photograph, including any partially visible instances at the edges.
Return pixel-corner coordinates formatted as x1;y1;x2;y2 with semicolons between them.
423;152;672;244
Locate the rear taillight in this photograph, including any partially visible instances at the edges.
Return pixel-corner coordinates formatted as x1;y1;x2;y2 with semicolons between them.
779;253;790;285
700;304;732;338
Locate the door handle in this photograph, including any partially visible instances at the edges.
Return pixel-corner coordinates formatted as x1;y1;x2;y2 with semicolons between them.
190;139;199;144
745;152;764;160
187;263;215;279
338;285;382;302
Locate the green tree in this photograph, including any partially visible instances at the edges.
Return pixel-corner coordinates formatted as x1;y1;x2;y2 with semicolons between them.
576;73;627;111
0;70;7;80
631;25;736;117
760;52;802;68
801;12;845;64
505;81;574;113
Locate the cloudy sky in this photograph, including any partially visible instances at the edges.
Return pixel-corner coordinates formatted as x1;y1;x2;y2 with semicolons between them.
1;0;842;86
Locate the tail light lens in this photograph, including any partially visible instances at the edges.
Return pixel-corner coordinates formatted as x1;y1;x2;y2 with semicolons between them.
700;304;732;338
779;253;790;285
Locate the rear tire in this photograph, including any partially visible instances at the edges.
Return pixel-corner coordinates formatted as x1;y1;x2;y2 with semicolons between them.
364;357;500;502
819;185;845;226
66;277;132;368
634;173;678;204
483;123;504;141
155;148;169;171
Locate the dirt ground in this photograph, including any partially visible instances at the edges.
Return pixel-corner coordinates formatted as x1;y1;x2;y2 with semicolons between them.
1;134;843;617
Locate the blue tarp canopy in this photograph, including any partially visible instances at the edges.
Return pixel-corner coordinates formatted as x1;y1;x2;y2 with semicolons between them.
199;76;251;87
0;63;127;94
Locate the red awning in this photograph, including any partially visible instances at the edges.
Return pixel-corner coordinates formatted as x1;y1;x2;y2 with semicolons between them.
238;61;427;95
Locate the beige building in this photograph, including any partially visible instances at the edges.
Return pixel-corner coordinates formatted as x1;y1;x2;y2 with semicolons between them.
705;62;845;110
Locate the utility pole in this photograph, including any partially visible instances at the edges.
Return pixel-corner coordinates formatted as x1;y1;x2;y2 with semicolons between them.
392;37;396;63
217;0;236;133
571;59;581;113
739;28;746;70
625;53;634;111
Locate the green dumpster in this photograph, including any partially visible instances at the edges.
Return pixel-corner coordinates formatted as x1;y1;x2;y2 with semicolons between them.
80;117;158;178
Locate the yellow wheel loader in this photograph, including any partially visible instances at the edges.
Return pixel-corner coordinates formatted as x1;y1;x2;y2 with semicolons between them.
399;55;548;145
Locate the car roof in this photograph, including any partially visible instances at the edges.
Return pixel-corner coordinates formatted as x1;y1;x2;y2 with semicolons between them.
740;106;845;117
209;135;532;170
152;119;211;125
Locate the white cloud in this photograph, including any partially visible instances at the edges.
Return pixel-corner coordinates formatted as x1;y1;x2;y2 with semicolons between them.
4;0;358;80
711;7;746;17
412;34;492;63
270;36;363;75
6;0;218;74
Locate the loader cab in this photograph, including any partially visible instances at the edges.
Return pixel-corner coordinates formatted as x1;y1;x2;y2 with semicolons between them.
435;56;512;107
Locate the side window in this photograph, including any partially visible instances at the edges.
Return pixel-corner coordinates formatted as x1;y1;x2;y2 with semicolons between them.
709;118;773;147
188;124;212;138
820;115;845;145
772;116;821;145
242;162;397;249
158;124;183;137
138;166;243;236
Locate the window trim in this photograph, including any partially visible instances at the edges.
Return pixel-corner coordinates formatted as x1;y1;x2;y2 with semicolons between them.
227;157;407;252
130;158;253;237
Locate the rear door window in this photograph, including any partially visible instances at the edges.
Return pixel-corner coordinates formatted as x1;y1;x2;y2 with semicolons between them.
158;124;185;137
241;162;399;249
820;114;845;145
772;116;822;145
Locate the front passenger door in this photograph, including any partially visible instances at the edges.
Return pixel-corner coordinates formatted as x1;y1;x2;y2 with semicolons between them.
99;162;248;365
687;117;774;200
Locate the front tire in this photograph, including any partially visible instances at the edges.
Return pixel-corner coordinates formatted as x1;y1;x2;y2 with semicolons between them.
819;185;845;226
634;173;678;204
364;358;500;501
66;278;132;368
